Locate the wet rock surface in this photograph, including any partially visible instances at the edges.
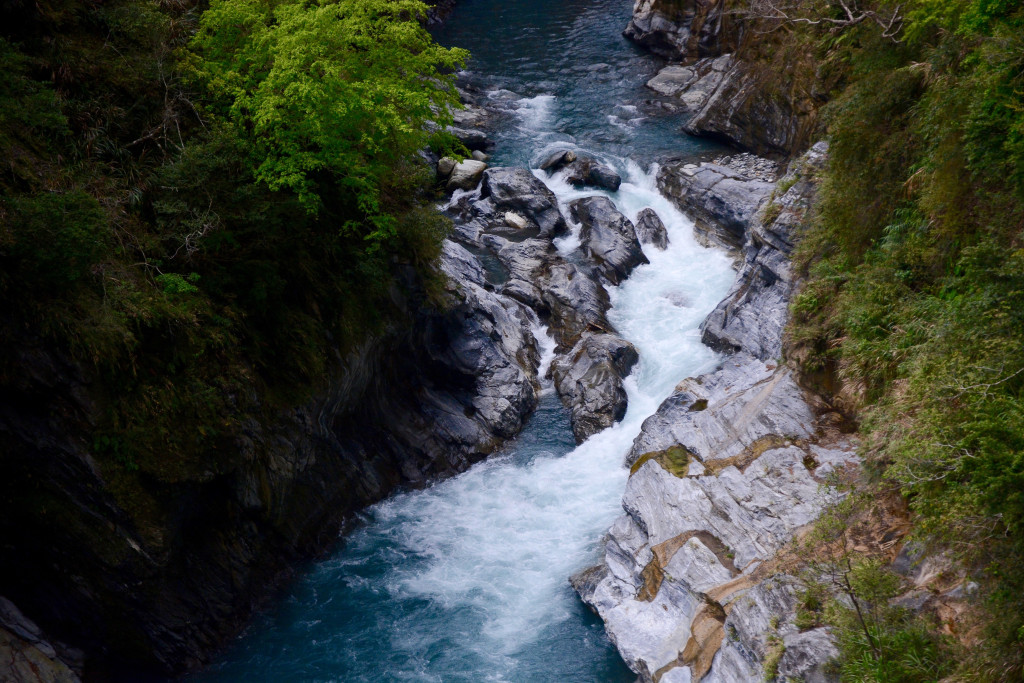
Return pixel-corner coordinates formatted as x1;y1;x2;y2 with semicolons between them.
634;208;670;250
550;334;640;443
481;167;568;238
701;142;828;359
575;144;854;682
657;161;774;251
570;196;650;285
440;164;661;445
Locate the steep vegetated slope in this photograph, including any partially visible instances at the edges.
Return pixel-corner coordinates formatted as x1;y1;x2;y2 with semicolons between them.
630;0;1024;678
0;0;540;678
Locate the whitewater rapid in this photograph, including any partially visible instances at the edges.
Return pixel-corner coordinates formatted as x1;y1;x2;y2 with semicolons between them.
194;150;735;682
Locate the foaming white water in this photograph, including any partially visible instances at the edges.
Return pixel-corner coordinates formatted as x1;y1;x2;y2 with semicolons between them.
328;159;735;678
513;94;556;131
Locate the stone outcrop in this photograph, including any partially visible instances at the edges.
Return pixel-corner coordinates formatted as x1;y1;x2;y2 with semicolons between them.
628;0;822;158
657;160;774;251
645;55;733;112
443;167;653;446
681;59;811;159
701;142;828;359
574;144;856;682
623;0;734;60
0;597;82;683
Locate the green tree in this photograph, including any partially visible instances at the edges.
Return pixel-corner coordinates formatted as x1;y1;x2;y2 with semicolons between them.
188;0;467;240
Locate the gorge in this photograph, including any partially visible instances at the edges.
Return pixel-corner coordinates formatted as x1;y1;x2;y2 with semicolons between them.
3;0;1023;681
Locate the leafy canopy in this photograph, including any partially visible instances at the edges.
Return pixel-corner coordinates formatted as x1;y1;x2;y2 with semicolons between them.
189;0;467;239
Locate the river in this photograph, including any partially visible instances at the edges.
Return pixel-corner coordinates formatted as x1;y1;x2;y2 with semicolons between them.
192;0;736;680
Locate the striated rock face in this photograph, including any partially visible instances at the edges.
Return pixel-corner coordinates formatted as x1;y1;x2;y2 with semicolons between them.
657;160;774;251
574;144;855;682
444;167;651;446
646;55;733;112
629;0;821;158
623;0;734;60
0;597;82;683
681;59;811;159
701;142;829;359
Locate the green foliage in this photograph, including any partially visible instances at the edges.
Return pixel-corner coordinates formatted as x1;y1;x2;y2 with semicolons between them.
787;0;1024;676
1;191;107;293
188;0;467;232
0;0;459;521
822;560;952;682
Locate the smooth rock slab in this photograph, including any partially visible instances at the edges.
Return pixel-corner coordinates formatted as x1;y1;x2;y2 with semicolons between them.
657;162;774;251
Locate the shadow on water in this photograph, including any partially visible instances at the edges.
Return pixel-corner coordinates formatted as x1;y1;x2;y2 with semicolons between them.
188;1;737;681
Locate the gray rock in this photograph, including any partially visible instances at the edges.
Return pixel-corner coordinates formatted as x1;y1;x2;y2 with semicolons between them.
0;597;82;682
700;142;828;359
481;167;568;237
634;208;669;250
570;196;649;285
574;143;849;682
623;0;728;60
657;161;774;251
646;55;732;112
437;156;457;179
471;150;491;162
539;260;614;349
550;333;640;443
539;148;577;171
563;155;623;191
707;578;839;683
682;59;807;159
447;125;492;151
447;159;488;192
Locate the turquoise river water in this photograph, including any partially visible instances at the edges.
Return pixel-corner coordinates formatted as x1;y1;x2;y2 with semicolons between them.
192;0;735;680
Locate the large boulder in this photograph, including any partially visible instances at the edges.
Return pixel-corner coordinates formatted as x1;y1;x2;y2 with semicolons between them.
656;161;774;251
538;148;577;172
550;333;639;443
481;168;568;237
634;208;669;250
446;159;488;192
563;155;622;192
570;196;649;284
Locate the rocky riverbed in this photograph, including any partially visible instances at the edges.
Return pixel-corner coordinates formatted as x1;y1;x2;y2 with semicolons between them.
572;142;859;682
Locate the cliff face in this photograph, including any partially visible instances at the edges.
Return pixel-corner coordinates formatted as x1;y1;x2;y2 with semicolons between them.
626;0;824;158
574;143;856;682
623;0;737;60
0;248;542;678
